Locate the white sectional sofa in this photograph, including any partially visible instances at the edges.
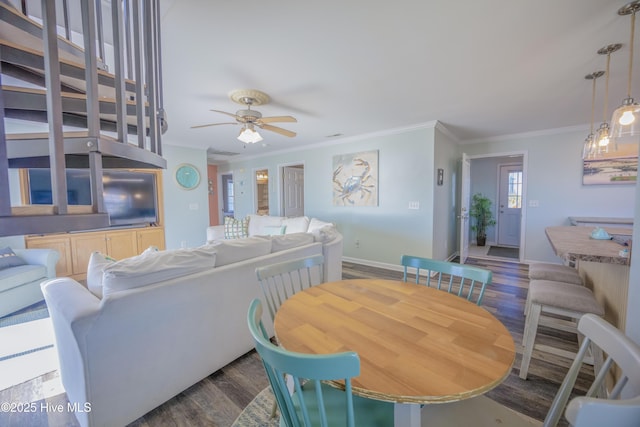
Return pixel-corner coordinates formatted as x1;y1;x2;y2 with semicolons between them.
42;215;342;427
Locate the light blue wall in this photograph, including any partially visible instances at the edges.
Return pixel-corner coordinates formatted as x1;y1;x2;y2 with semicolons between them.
161;144;210;249
462;128;635;262
219;125;443;267
433;126;461;260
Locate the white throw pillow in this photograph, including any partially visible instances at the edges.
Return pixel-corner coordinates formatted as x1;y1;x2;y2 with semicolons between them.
102;247;216;296
310;225;339;243
282;216;310;234
307;218;334;233
86;252;116;298
271;232;315;253
247;214;284;236
208;236;272;267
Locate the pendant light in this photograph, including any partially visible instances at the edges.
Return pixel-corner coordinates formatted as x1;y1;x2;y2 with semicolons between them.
610;1;640;143
594;44;622;154
583;71;605;159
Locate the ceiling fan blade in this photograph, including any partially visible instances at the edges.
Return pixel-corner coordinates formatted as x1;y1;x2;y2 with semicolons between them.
257;116;297;124
210;109;240;120
260;124;297;138
191;122;237;129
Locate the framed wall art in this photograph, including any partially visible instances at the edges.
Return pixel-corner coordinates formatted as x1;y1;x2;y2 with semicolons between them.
332;150;379;206
583;143;638;185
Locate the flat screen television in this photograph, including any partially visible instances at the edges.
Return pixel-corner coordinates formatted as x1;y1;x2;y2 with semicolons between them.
28;169;158;227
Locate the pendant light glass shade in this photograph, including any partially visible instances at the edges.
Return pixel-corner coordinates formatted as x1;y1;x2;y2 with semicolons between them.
582;71;604;160
610;1;640;143
592;44;621;155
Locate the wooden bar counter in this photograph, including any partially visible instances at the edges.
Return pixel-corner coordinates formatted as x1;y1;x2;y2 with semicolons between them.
545;226;631;331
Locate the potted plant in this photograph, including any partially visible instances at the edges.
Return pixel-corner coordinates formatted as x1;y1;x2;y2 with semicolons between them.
469;193;496;247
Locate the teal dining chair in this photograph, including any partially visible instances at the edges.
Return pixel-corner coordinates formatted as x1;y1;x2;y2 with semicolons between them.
246;298;394;427
256;254;325;323
401;255;492;305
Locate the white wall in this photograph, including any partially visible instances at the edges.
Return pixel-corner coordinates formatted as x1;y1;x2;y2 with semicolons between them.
161;144;210;249
462;128;635;262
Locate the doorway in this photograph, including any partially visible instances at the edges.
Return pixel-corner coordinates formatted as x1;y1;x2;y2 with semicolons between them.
221;173;234;219
462;153;526;262
255;169;269;215
280;164;304;217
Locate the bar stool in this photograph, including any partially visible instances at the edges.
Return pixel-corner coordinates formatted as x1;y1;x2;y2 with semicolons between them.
525;262;583;316
519;279;605;380
528;262;583;285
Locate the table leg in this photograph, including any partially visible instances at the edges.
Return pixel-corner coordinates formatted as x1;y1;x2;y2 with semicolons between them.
394;402;421;427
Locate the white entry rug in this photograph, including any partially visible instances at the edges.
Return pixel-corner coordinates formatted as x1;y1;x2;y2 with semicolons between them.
0;317;59;391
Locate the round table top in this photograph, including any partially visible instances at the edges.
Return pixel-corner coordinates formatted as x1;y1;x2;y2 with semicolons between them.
274;279;515;404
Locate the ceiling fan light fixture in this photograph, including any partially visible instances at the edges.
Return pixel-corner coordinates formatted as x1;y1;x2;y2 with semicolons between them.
238;126;263;144
611;1;640;142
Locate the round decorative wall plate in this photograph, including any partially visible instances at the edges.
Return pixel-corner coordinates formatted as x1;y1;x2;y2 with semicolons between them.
175;163;200;190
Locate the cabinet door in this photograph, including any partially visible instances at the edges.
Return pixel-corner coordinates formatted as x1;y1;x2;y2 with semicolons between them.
71;233;107;275
26;236;73;277
106;231;137;260
137;228;165;252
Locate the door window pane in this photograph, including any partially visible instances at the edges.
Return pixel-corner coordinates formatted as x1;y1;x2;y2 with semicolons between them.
507;171;522;208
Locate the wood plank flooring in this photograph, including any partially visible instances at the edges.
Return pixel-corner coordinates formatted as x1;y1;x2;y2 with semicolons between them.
0;258;592;426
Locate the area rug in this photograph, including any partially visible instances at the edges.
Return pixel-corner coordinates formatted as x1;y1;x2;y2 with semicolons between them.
0;309;59;391
231;386;279;427
487;246;519;259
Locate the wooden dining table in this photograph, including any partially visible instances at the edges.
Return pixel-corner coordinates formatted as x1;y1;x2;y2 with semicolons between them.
274;278;516;427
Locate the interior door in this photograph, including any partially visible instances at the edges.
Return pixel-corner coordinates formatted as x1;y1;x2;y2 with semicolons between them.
282;166;304;217
458;153;471;264
497;164;522;247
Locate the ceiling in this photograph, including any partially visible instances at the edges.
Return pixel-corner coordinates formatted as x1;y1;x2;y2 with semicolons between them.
159;0;640;162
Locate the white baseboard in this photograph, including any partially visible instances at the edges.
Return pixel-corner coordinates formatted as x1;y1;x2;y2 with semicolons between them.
342;256;405;272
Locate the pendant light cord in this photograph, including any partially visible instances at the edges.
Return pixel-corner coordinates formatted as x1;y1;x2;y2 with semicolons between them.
627;11;636;98
604;52;611;122
591;76;597;134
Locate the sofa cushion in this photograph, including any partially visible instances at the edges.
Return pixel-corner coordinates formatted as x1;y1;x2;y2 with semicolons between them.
86;252;116;298
282;216;310;234
271;232;315;253
248;214;285;236
102;247;217;296
0;247;27;270
0;264;47;293
224;216;249;239
307;218;334;233
262;225;287;236
208;236;272;267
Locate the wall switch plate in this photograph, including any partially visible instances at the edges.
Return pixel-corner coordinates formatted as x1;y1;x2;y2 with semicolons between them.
528;200;539;207
408;201;420;210
189;203;199;210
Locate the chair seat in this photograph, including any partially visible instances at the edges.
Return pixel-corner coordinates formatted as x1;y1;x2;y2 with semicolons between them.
285;380;394;427
528;263;582;285
420;395;540;426
529;280;604;316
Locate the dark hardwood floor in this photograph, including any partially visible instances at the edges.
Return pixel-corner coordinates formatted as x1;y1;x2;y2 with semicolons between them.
0;258;592;426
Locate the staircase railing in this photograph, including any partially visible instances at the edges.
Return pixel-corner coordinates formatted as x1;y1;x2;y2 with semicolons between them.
0;0;167;236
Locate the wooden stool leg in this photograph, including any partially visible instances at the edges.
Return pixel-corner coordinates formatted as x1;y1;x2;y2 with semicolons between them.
520;303;542;380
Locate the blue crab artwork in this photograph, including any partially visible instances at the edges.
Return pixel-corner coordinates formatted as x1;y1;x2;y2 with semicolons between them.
332;151;378;206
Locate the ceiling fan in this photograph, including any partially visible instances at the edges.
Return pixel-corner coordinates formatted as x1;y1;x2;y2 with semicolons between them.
191;89;297;143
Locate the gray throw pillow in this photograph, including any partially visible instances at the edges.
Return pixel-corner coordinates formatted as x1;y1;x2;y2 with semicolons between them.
0;247;27;270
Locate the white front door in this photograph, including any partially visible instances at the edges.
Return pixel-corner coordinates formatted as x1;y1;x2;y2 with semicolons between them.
497;164;522;247
282;166;304;217
458;154;471;263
